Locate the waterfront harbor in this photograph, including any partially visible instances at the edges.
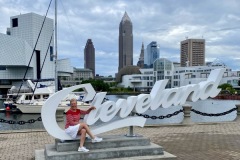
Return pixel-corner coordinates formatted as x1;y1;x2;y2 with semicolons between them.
0;1;239;159
1;96;240;130
1;95;240;159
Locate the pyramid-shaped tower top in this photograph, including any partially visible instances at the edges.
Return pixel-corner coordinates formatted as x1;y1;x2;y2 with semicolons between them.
140;42;144;59
121;11;131;22
137;42;144;67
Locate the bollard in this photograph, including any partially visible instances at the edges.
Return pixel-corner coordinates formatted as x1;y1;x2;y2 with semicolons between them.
125;112;139;137
235;104;240;121
182;105;193;125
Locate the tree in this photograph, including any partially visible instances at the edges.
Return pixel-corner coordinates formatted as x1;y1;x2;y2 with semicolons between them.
218;83;236;94
81;79;110;91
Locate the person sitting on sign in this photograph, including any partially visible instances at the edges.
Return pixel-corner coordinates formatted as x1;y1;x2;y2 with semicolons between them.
65;98;102;152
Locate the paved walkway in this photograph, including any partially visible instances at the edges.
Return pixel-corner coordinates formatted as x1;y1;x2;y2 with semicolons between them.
1;121;240;160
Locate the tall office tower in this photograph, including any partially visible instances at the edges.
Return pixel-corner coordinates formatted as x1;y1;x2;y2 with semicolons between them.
180;39;205;67
137;42;144;68
84;39;95;77
118;11;133;71
144;41;160;68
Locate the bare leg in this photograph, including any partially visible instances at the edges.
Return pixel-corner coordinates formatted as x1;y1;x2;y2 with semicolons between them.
78;122;95;139
79;129;86;147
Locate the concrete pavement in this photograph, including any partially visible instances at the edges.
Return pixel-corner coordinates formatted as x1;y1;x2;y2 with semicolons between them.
1;121;240;160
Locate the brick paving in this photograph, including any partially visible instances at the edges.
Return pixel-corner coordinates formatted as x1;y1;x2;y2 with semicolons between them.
1;121;240;160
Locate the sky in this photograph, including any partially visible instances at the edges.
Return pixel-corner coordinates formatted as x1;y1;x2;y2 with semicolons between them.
0;0;240;77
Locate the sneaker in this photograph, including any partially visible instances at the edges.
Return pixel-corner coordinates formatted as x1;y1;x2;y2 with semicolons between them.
92;136;103;143
78;146;89;152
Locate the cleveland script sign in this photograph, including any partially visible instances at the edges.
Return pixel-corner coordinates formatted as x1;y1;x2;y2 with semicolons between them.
41;68;225;140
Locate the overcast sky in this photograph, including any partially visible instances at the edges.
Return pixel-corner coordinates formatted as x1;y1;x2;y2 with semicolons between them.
0;0;239;76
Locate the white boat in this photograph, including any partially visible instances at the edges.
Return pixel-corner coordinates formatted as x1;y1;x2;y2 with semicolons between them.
3;80;53;109
4;80;90;113
16;101;90;114
4;80;54;106
12;90;90;113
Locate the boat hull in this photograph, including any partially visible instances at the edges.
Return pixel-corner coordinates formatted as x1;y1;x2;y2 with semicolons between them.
17;103;90;114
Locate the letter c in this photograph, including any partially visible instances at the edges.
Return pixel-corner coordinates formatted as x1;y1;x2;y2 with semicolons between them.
41;84;96;140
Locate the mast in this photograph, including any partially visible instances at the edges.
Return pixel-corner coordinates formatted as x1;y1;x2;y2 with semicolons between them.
54;0;58;92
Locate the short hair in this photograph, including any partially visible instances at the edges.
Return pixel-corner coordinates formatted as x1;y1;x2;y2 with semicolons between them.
70;98;77;105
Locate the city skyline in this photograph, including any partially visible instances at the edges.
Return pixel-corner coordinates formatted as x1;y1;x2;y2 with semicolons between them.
0;0;239;76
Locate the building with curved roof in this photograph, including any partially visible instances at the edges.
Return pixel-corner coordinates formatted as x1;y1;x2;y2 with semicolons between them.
116;65;140;83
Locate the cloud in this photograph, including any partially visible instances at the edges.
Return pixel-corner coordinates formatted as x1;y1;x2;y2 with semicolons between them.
0;0;239;76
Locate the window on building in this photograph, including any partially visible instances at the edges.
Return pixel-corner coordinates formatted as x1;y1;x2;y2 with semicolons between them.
12;18;18;27
0;80;11;85
35;50;41;79
50;46;53;61
174;81;178;86
166;82;171;88
0;66;6;70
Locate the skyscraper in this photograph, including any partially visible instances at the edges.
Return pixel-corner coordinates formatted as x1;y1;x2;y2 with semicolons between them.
84;39;95;77
180;39;205;67
144;41;160;68
137;42;144;68
118;11;133;71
